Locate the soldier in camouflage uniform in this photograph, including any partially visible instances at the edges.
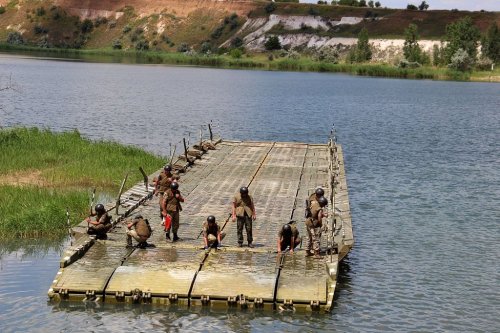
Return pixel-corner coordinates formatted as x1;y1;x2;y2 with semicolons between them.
305;196;328;259
86;203;112;240
162;182;184;242
232;186;256;248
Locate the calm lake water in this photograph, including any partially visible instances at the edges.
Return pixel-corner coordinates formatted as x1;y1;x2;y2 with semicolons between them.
0;54;499;332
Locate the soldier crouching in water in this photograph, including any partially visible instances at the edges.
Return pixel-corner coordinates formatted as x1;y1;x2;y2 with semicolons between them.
202;215;225;250
126;215;152;249
162;181;184;242
306;196;328;259
232;186;256;248
277;223;301;254
86;203;112;240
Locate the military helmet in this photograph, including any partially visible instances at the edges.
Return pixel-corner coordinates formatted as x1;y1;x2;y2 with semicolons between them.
170;182;179;190
95;203;105;214
315;187;325;196
318;196;328;207
282;224;292;236
240;186;249;195
207;215;216;224
164;165;172;172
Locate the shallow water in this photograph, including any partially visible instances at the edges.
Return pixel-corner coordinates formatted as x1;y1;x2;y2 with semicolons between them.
0;54;499;332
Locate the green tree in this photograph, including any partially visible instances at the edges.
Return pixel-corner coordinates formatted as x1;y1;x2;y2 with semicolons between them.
481;23;500;63
418;1;429;10
355;28;372;62
264;36;282;50
403;24;422;62
368;0;374;7
375;1;381;7
407;4;418;10
444;17;480;64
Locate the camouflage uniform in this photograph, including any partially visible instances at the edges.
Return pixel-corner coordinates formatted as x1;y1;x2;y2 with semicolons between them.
127;216;152;246
203;221;226;247
233;192;255;246
278;224;300;251
305;201;324;254
87;213;112;239
163;188;183;238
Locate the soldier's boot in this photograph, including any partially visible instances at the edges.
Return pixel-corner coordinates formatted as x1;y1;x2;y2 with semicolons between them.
126;235;133;248
172;233;180;242
305;250;314;257
248;242;254;248
165;231;171;241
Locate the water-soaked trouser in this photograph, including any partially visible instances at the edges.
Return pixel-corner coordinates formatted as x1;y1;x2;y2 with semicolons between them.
306;226;322;252
237;215;253;245
207;232;226;247
88;223;112;239
280;237;301;251
166;210;180;234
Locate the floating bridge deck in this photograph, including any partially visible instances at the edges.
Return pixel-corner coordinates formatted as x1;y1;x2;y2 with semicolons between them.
48;139;353;312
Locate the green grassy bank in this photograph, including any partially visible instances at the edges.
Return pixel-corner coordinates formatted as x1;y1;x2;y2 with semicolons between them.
0;128;164;238
2;44;498;82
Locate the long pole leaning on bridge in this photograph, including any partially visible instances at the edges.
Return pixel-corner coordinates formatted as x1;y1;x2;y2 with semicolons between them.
115;173;129;215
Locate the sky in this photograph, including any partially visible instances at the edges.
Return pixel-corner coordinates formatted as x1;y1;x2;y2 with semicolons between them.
300;0;500;11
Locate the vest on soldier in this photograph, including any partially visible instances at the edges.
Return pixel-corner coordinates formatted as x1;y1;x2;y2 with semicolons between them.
98;213;111;225
306;202;322;228
157;172;172;193
164;189;182;212
135;218;151;238
234;193;253;217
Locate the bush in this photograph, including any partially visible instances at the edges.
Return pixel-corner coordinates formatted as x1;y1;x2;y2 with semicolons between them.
112;39;122;50
177;42;189;53
81;19;94;33
308;7;320;15
475;57;493;71
122;25;132;33
6;31;24;45
135;40;149;51
231;37;243;48
264;36;282;50
200;41;212;54
265;2;277;13
211;25;224;39
229;48;243;59
0;6;5;15
448;48;473;71
406;4;418;10
398;59;421;68
34;25;48;34
36;7;46;16
108;21;117;29
313;46;339;63
94;16;108;27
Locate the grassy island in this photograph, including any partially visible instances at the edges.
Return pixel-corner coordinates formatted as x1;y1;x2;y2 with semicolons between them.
0;128;164;238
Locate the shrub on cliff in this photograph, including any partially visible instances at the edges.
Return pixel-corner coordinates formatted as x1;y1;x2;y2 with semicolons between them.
0;6;5;15
264;36;282;50
7;32;24;45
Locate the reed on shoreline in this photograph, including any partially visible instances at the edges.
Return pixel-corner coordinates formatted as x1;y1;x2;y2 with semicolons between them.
0;127;164;238
1;44;496;82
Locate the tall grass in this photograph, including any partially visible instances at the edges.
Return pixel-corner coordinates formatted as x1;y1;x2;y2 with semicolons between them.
0;128;165;238
0;185;88;238
0;127;164;189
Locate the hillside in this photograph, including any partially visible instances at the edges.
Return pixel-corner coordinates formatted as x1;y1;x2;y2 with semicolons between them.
0;0;498;61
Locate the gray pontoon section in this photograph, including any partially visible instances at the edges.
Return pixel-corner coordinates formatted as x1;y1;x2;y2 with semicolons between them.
48;139;352;312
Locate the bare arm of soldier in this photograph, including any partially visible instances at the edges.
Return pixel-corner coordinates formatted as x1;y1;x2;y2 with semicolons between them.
251;197;256;220
232;199;237;222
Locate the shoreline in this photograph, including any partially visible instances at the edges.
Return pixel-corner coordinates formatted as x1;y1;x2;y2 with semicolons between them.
1;44;498;82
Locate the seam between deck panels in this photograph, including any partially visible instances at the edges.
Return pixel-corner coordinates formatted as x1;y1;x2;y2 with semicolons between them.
272;144;308;309
187;143;276;306
101;247;137;301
